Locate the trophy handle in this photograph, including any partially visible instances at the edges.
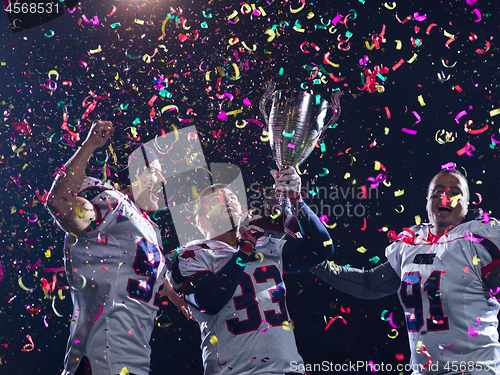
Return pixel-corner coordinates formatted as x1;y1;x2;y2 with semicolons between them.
259;81;276;125
319;90;343;137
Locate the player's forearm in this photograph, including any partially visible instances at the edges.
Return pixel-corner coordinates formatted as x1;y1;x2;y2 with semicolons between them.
310;260;400;300
47;141;97;211
189;251;251;315
283;201;334;273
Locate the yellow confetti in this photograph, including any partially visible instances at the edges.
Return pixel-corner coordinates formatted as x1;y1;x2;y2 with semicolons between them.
134;18;145;25
282;320;294;330
395;205;404;213
407;53;418;63
384;127;390;135
52;296;63;317
418;95;426;106
256;252;264;262
388;329;399;339
89;45;102;54
476;181;482;184
415;215;421;225
324;239;333;247
18;277;30;291
344;172;350;179
324;222;337;229
45;250;51;258
271;209;281;220
209;335;218;345
161;105;179;113
58;289;65;300
296;163;307;175
449;194;462;208
490;108;500;117
473;255;481;265
356;246;367;253
394;189;405;197
383;180;391;187
443;30;455;39
119;367;129;375
264;29;276;42
395;39;402;49
374;161;381;170
48;70;59;80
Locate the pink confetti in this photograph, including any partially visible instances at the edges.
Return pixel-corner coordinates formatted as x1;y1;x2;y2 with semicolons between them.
243;98;251;106
412;111;421;124
367;360;378;372
455;110;467;124
43;267;65;273
464;234;483;242
26;259;42;272
332;14;343;25
438;340;457;350
401;128;417;135
217;111;228;121
489;287;500;300
0;260;4;282
247;119;263;127
483;212;490;223
413;12;427;21
93;302;104;322
388;312;400;329
472;8;482;22
441;162;456;170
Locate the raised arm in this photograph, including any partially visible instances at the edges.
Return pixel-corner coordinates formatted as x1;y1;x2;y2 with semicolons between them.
267;167;334;273
282;201;335;273
46;121;114;234
310;260;400;300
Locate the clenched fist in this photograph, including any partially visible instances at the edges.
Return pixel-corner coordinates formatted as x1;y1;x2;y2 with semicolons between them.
84;120;114;149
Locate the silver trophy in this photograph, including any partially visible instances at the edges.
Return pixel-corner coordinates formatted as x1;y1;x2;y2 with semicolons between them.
259;81;342;218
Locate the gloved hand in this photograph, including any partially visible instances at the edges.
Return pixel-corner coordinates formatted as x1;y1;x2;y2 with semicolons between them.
236;210;264;255
269;166;302;205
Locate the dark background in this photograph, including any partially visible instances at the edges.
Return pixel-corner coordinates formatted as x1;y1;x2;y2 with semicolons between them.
0;0;499;374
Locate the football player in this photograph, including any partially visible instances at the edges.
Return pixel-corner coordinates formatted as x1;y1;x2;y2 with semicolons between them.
46;120;187;375
311;167;500;375
166;166;335;375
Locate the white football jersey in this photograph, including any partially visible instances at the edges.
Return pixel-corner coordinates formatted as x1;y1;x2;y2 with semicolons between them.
62;188;165;375
168;235;304;375
386;220;500;375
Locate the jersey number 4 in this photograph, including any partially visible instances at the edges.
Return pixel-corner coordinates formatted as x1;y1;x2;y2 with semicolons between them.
127;238;162;306
226;266;288;335
400;271;449;332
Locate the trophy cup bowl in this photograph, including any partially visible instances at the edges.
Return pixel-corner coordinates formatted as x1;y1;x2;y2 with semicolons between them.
259;81;342;220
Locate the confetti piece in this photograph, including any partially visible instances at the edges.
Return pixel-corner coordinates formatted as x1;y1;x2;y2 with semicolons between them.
356;246;367;253
209;335;218;345
387;329;398;338
438;340;457;350
93;302;104;322
325;316;347;330
394;190;404;197
401;128;417;135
